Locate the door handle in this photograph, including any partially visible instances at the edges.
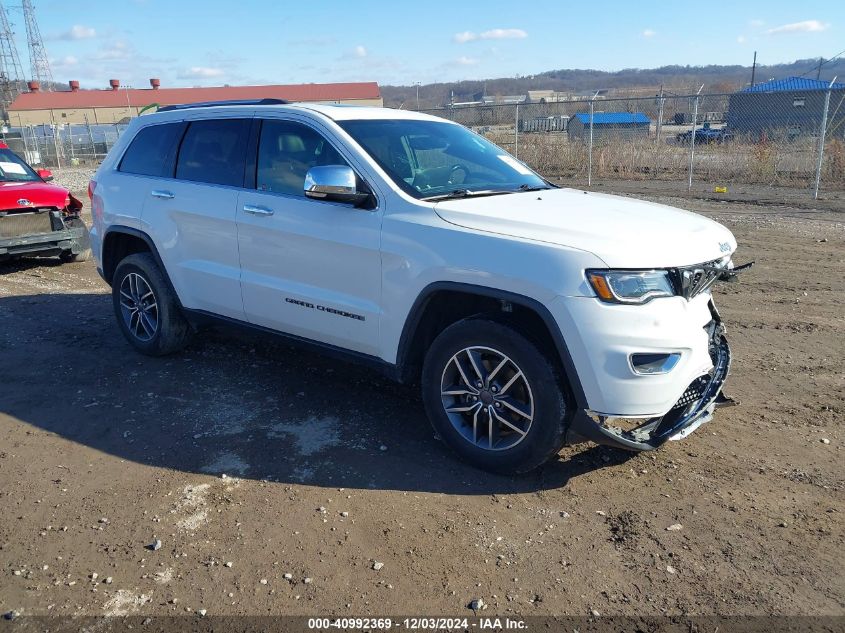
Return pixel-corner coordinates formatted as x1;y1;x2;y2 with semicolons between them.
151;190;175;199
243;204;274;216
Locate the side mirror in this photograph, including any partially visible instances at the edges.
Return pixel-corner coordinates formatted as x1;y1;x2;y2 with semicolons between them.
37;168;54;181
304;165;370;206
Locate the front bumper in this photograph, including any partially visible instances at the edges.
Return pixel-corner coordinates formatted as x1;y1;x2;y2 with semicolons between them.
0;228;84;257
567;328;731;451
0;208;85;258
550;287;735;451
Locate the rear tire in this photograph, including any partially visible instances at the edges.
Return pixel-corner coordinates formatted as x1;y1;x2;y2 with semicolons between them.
112;253;192;356
421;318;570;474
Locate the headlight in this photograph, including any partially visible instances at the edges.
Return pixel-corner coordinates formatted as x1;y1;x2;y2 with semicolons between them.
586;269;675;304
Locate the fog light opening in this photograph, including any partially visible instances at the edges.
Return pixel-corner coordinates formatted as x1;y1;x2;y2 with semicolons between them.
630;352;681;375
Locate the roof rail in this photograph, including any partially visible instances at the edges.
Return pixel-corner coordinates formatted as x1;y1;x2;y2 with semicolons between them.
157;98;290;112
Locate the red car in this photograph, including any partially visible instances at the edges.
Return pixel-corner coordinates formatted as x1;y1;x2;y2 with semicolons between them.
0;141;89;262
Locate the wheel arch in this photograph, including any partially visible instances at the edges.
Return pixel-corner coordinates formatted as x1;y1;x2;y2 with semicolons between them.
101;226;184;310
396;281;588;408
102;226;163;285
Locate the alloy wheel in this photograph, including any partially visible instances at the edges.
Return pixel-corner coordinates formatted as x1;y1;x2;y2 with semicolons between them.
118;272;159;342
440;346;534;450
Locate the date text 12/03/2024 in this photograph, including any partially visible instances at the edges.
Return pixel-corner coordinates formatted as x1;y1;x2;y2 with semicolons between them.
307;617;528;629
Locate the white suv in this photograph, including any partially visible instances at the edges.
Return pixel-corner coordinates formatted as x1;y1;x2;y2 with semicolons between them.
89;99;748;474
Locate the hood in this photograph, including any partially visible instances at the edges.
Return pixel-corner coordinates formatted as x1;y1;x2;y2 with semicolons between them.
0;181;70;211
434;188;736;268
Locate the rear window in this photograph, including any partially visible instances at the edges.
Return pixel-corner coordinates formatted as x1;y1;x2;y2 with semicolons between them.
119;123;182;177
175;119;250;187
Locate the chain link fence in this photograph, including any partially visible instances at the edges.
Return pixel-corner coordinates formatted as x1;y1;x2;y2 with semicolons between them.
420;84;845;199
1;122;129;168
1;87;842;200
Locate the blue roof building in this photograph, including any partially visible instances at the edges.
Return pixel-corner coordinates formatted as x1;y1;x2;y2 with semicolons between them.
572;112;651;125
728;76;845;139
741;77;845;93
568;111;651;141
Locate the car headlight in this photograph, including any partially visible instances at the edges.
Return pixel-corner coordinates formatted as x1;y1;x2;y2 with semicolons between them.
586;269;675;304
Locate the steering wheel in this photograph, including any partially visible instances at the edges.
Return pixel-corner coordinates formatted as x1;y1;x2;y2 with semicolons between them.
448;163;470;185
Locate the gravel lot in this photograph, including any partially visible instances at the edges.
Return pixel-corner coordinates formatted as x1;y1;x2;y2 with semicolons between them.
0;182;842;620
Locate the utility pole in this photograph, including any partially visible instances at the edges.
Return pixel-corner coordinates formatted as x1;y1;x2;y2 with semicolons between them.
814;76;837;200
816;58;824;80
21;0;52;89
750;51;757;88
0;1;25;117
415;82;420;110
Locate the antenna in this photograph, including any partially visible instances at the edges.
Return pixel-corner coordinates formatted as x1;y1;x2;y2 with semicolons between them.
21;0;52;89
0;1;25;115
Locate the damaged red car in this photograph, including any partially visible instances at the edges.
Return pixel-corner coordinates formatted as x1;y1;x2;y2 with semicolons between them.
0;141;90;262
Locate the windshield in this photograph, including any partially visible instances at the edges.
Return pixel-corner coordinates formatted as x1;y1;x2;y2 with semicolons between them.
0;148;39;183
338;119;549;200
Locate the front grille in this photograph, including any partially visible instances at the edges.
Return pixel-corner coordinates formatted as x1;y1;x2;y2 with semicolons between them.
670;258;730;300
670;376;708;411
0;211;53;239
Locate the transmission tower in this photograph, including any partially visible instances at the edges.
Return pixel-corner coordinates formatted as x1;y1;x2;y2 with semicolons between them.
0;1;25;115
21;0;51;89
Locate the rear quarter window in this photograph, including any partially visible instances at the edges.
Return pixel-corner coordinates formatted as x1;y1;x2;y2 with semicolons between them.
119;123;183;177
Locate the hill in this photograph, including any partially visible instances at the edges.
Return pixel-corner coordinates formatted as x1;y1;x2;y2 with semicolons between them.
382;57;845;108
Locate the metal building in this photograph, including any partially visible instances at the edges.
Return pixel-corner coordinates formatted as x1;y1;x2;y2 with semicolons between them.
6;80;383;126
567;112;650;141
726;77;845;140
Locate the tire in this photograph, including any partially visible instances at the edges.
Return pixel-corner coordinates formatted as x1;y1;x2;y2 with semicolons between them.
112;253;192;356
421;318;570;474
59;217;92;263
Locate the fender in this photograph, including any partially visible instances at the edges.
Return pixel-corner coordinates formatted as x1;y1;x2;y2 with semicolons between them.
396;281;588;409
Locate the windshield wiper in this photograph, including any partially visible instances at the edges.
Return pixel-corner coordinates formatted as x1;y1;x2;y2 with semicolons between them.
516;184;552;192
422;189;514;201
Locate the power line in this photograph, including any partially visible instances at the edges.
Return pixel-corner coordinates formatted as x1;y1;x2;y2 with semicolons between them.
21;0;51;88
0;0;25;114
792;48;845;81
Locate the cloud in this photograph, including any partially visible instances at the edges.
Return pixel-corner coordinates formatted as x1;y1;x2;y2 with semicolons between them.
354;45;367;58
767;20;830;35
93;40;131;61
178;66;225;79
737;35;747;44
642;29;656;38
53;55;79;67
749;19;765;27
481;28;527;40
455;56;479;66
453;28;527;43
51;24;97;40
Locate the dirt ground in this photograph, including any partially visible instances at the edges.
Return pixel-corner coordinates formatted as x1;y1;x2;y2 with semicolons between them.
0;186;843;621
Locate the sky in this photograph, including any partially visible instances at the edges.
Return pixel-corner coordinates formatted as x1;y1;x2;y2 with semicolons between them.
11;0;844;89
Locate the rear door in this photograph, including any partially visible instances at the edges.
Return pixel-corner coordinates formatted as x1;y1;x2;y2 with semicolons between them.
236;117;382;356
141;116;250;320
100;121;184;239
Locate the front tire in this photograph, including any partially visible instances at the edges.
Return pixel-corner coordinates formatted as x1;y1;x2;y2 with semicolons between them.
112;253;192;356
59;217;92;263
421;318;570;474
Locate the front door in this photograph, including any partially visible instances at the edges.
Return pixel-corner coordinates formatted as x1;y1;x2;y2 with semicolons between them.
237;118;382;357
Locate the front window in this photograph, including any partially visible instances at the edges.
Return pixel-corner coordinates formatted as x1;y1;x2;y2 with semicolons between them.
0;148;40;182
257;119;350;196
338;119;549;200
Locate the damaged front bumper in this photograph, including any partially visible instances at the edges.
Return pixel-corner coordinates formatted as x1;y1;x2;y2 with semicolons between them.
0;210;86;258
567;320;733;451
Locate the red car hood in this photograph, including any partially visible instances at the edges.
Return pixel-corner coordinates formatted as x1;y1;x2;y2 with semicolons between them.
0;180;69;210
